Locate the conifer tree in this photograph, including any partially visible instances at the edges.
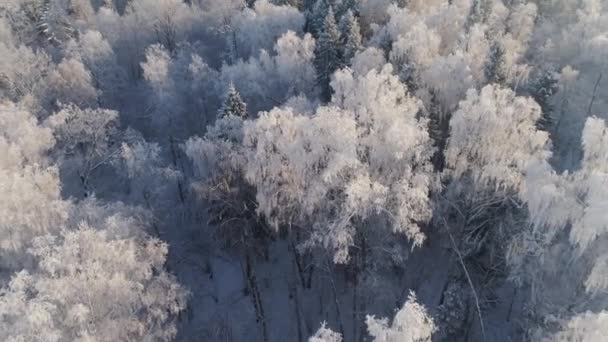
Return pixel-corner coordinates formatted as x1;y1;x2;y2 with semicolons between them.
309;0;330;37
220;83;248;119
485;41;509;86
529;69;559;132
336;0;357;17
314;7;341;101
303;0;318;12
339;10;362;67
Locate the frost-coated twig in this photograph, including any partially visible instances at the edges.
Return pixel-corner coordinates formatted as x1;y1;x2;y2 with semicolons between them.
442;218;486;341
587;73;602;116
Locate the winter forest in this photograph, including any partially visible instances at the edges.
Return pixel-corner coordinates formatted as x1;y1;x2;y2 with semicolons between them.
1;0;608;341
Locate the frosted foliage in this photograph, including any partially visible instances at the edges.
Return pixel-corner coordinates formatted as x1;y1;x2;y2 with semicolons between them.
309;322;343;342
586;255;608;293
564;118;608;252
366;292;436;342
0;226;187;342
351;47;386;75
234;0;305;57
331;65;433;179
0;44;52;103
274;31;317;96
445;85;551;192
118;140;181;205
357;0;393;26
570;173;608;251
245;66;434;262
581;117;608;173
0;102;55;169
244;106;360;235
331;65;434;244
0;102;68;269
0;165;68;269
508;3;538;45
421;52;474;113
389;21;441;69
65;30;123;99
142;44;172;95
183;115;246;181
47;58;99;108
465;24;491;84
45;105;119;160
384;1;469;62
121;141;162;178
520;117;608;296
221;31;317;111
67;31;114;65
220;50;277;111
520;161;581;242
553;311;608;342
125;0;195;48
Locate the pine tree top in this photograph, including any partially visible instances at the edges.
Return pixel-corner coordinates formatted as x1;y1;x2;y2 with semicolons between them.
321;7;339;39
221;83;248;119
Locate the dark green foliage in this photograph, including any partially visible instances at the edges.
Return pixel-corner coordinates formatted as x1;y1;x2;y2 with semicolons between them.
529;69;559;131
338;9;362;66
314;7;341;102
485;42;509;86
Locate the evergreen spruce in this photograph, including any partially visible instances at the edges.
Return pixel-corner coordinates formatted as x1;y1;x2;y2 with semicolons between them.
339;10;362;67
309;0;330;37
336;0;358;17
314;7;341;102
485;41;509;86
221;83;248;119
529;69;559;131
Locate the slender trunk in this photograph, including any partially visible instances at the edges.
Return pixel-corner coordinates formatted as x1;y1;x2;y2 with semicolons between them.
290;239;307;289
326;256;345;338
358;236;368;342
289;259;304;342
169;136;186;204
353;278;358;342
246;251;269;342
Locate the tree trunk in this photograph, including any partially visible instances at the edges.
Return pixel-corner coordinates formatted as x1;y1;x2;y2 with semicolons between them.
245;251;269;342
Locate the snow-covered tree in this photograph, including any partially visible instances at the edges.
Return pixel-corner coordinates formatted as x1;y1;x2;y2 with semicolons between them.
0;101;67;270
484;41;509;86
233;0;305;59
0;222;187;342
552;311;608;342
44;104;120;197
274;30;317;98
0;43;52;106
220;83;248;118
114;134;182;209
308;0;331;36
221;31;316;112
314;6;341;101
366;292;436;342
65;30;126;107
445;84;551;192
338;9;362;66
309;322;343;342
244;65;435;262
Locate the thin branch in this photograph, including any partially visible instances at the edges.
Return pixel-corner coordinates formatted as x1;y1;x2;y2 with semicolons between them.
442;218;486;342
587;73;602;116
